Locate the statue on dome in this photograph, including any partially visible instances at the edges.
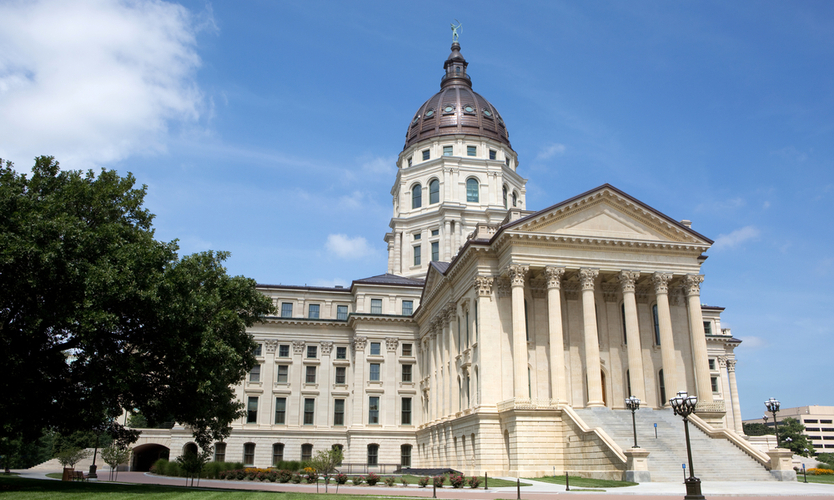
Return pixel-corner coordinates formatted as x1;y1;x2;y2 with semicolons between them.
451;20;462;42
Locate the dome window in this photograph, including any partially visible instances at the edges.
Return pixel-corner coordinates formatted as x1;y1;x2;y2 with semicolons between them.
412;115;420;126
466;178;479;203
512;191;518;207
463;105;475;114
483;108;493;118
429;179;440;204
442;104;455;114
503;185;508;209
412;184;422;209
425;108;435;118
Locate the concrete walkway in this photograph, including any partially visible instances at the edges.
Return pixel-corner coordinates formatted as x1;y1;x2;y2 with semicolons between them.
12;469;834;499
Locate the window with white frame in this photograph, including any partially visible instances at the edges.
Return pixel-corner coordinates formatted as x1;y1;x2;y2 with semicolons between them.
370;299;382;314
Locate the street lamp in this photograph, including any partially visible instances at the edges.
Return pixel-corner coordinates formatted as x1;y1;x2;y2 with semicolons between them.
625;396;641;448
670;391;704;500
765;397;781;445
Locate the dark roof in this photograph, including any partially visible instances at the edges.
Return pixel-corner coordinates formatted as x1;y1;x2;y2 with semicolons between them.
352;273;425;287
257;283;350;292
430;261;450;274
701;305;726;310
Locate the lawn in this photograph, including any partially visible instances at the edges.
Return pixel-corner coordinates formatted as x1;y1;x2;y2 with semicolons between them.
524;475;637;488
798;473;834;484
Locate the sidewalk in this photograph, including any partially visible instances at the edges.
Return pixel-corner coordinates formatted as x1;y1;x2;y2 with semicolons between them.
14;469;834;499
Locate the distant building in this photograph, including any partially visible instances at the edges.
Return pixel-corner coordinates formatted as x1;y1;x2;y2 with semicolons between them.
744;405;834;454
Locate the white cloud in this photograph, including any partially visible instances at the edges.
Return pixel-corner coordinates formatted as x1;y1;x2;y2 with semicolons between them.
712;225;760;250
535;143;566;161
738;336;767;349
0;0;210;168
325;234;375;260
360;155;396;174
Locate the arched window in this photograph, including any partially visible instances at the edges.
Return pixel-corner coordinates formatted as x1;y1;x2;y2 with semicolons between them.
512;191;518;207
429;179;439;204
401;444;412;468
502;185;508;208
658;370;666;406
183;443;197;455
243;443;255;466
412;184;422;209
367;444;379;465
301;443;313;461
466;178;479;202
652;304;661;345
272;443;284;466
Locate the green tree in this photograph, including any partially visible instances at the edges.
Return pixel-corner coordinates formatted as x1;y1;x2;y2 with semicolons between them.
309;447;344;492
816;452;834;469
100;443;131;481
777;418;814;457
0;157;274;449
55;448;90;469
742;422;774;437
176;447;212;487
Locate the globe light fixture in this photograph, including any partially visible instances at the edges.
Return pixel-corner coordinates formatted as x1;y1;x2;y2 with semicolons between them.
625;396;641;448
670;391;703;500
765;397;781;445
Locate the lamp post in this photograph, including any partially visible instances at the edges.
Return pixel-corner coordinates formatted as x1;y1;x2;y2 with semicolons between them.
625;396;641;448
670;391;704;500
765;397;781;445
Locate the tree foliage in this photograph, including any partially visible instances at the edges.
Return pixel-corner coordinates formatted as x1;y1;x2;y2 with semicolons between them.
309;447;344;492
55;448;91;468
0;157;274;449
742;422;774;437
777;417;815;457
100;443;131;481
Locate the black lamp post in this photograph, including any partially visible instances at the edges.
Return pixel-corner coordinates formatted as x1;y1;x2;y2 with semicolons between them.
765;397;781;445
670;391;704;500
625;396;641;448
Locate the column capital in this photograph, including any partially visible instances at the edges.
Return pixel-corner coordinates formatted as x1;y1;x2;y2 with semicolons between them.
353;336;367;351
544;266;566;289
507;264;529;287
385;337;399;352
292;339;306;354
618;270;641;293
320;341;333;356
652;272;673;295
445;303;457;323
718;356;727;368
264;340;278;354
726;358;737;372
474;275;494;297
683;274;705;297
579;268;599;290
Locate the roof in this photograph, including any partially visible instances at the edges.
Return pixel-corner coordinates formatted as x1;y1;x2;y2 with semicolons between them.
430;261;450;274
257;283;350;293
352;273;425;287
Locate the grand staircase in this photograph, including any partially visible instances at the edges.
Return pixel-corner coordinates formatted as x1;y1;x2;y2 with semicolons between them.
572;408;774;482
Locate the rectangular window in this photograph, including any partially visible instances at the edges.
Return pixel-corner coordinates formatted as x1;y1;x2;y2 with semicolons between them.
304;398;315;425
407;156;412;167
489;149;496;160
467;145;476;156
370;342;381;355
413;245;421;266
306;365;316;384
334;399;345;425
431;241;439;261
401;397;412;425
214;443;226;462
370;299;382;314
711;376;719;393
247;397;258;423
401;445;411;467
402;364;412;382
249;365;261;383
335;366;346;384
307;345;317;358
369;396;380;424
443;145;453;156
276;365;288;383
281;302;293;318
243;443;255;466
301;444;313;461
413;233;421;240
708;359;716;370
308;304;320;319
402;300;413;315
505;157;510;167
279;344;290;357
822;420;833;424
336;305;348;320
402;343;412;356
431;229;439;236
336;346;347;359
275;397;286;424
254;343;262;357
422;149;430;161
703;321;712;334
273;443;284;465
805;419;819;423
369;363;380;381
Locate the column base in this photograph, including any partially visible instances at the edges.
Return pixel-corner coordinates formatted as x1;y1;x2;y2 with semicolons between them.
684;476;705;500
586;401;605;408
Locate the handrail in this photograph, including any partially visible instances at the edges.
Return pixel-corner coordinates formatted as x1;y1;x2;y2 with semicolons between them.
688;414;771;468
561;406;627;464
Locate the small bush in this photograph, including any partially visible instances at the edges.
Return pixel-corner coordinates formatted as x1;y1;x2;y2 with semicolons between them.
384;476;396;487
305;470;319;483
417;476;430;488
352;475;364;486
278;469;293;483
150;458;167;475
275;460;302;471
335;473;348;485
401;476;409;487
433;475;446;488
291;473;302;483
468;476;482;488
809;468;834;475
366;472;380;486
449;474;465;488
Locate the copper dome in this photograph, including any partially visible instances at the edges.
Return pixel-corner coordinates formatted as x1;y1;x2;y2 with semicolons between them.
404;42;512;151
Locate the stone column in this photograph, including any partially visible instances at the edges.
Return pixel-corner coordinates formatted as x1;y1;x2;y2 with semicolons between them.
508;265;530;401
473;276;498;404
652;272;678;402
727;359;743;434
619;271;646;401
318;341;333;426
440;319;448;417
394;232;402;275
580;268;604;407
544;266;567;404
430;329;438;421
448;305;458;415
684;274;713;403
385;338;398;426
387;238;394;274
444;220;452;261
352;337;367;427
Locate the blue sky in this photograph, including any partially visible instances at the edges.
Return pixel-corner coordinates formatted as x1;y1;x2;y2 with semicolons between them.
1;1;832;420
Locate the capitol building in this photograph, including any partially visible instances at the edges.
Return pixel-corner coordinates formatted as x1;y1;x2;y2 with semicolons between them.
132;40;792;481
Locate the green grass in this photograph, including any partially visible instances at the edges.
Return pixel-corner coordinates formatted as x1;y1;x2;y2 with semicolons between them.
798;473;834;484
525;475;637;488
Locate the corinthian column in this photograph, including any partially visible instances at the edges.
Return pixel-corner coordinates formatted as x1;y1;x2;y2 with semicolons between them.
619;271;646;401
580;268;604;407
508;264;530;401
727;359;743;434
448;305;458;415
653;272;678;403
394;232;402;275
684;274;713;403
545;266;566;404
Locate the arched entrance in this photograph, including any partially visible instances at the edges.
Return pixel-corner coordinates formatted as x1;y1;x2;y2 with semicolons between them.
131;444;170;471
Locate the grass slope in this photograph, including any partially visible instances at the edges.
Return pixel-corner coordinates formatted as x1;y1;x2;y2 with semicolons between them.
525;475;637;488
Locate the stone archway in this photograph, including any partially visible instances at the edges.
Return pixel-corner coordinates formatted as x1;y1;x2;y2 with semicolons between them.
131;443;170;471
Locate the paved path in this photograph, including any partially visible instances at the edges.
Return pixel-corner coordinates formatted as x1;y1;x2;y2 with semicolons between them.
13;469;834;499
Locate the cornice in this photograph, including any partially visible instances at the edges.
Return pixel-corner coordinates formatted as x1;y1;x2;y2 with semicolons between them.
262;317;350;328
492;231;709;255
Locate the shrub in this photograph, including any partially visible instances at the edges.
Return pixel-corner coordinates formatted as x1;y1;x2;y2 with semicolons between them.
291;473;302;483
278;469;293;483
384;476;396;487
417;476;430;488
809;468;834;475
150;458;167;475
433;475;446;488
235;469;246;480
449;474;465;488
305;470;319;483
468;476;482;488
366;472;380;486
275;460;302;471
335;473;348;485
401;476;409;487
352;475;364;486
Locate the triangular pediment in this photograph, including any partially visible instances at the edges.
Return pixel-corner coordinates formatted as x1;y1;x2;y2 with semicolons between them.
507;185;712;246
